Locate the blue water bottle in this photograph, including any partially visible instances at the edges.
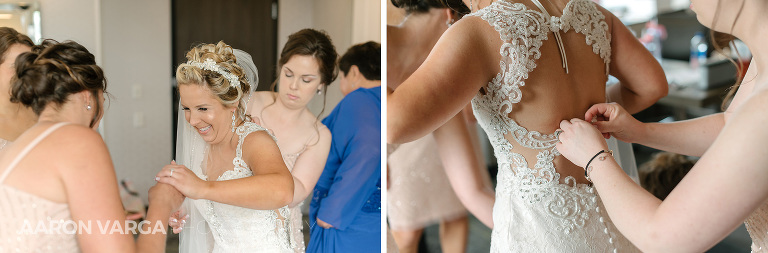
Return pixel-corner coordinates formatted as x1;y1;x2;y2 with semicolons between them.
690;32;707;69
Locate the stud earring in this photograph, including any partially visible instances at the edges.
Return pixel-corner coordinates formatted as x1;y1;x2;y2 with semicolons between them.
317;88;323;95
446;18;455;28
86;104;92;111
231;111;237;132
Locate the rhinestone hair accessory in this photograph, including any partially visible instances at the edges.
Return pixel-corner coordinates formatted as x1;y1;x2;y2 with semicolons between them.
186;58;241;89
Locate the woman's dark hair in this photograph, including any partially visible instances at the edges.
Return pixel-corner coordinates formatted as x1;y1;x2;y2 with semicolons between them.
0;27;34;65
391;0;470;16
269;29;338;146
639;152;694;200
274;29;338;90
339;41;381;81
10;39;107;128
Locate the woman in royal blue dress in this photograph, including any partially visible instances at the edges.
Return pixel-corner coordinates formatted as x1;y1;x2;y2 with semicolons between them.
308;41;381;252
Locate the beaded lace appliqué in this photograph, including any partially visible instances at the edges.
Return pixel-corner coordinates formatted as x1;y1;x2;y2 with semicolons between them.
195;122;293;252
469;0;613;237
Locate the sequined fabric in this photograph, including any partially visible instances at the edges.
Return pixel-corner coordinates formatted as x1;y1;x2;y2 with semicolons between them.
0;139;8;152
387;134;467;230
745;200;768;252
468;0;638;251
0;123;79;252
0;186;79;253
282;147;307;253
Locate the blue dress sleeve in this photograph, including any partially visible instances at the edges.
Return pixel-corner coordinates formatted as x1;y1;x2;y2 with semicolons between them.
314;89;381;231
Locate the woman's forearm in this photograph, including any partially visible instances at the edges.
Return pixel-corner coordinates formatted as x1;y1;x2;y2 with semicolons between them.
136;205;173;253
433;113;495;228
586;158;669;252
635;113;724;157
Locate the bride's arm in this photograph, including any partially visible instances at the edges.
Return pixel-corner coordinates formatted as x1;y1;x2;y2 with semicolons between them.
207;131;294;209
387;17;499;144
157;130;294;210
286;125;331;207
600;6;668;114
557;92;768;252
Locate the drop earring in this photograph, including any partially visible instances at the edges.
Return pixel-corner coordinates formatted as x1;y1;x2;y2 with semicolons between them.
231;111;237;132
446;18;454;28
470;0;475;12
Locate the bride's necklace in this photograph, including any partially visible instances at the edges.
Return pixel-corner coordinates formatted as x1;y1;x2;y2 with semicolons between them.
0;140;6;150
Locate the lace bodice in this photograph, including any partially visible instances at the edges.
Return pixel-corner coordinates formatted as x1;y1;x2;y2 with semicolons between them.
468;0;637;251
193;122;293;253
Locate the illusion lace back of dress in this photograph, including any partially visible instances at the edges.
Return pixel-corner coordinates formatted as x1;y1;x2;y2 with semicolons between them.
745;199;768;252
282;148;306;253
0;123;80;253
193;122;293;253
468;0;638;252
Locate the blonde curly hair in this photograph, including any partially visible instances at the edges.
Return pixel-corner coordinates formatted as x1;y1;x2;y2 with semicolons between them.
176;41;251;122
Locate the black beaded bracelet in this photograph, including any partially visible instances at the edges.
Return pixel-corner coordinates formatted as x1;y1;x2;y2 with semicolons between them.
585;149;612;182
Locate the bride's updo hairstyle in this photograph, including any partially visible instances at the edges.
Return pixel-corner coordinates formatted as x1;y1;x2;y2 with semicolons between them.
10;39;107;128
176;41;251;121
391;0;470;15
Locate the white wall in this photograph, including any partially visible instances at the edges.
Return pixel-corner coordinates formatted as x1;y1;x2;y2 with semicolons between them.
38;0;100;62
100;0;172;203
352;0;381;43
38;0;172;203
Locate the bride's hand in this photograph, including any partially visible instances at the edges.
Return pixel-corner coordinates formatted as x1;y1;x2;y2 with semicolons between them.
555;118;610;168
584;103;645;143
155;160;210;200
169;210;189;234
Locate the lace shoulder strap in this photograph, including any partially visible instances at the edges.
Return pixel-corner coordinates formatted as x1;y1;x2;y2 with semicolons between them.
234;122;278;166
468;0;611;76
0;122;70;183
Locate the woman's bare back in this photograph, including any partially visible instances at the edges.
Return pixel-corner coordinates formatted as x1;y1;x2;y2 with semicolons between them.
468;0;614;184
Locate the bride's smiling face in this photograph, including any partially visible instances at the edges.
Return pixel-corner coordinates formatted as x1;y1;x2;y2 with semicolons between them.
179;83;235;145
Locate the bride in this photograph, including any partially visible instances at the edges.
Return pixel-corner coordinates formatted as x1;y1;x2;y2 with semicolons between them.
387;0;667;251
556;0;768;251
155;41;295;252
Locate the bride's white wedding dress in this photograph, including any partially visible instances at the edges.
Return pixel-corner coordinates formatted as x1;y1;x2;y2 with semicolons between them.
178;121;293;253
468;0;639;251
